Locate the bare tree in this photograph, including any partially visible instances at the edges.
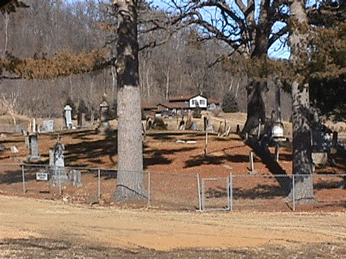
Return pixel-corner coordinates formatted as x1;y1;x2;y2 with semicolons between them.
1;92;18;125
287;0;314;204
112;0;145;200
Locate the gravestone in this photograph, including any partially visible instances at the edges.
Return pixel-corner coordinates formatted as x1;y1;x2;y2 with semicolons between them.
42;120;54;132
52;140;65;168
49;167;69;187
100;101;109;127
98;100;110;133
22;130;30;149
64;105;73;129
28;134;40;161
68;170;82;187
191;121;198;131
77;112;86;128
32;118;37;133
90;112;95;124
49;137;68;186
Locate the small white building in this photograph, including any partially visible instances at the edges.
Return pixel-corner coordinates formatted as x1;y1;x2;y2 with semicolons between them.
189;95;208;108
169;94;208;109
154;94;219;117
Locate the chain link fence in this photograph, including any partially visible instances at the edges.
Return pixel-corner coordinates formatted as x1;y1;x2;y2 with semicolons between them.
1;163;346;212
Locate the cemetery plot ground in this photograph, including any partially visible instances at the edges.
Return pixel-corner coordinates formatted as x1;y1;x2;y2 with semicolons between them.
0;124;346;211
0;126;345;212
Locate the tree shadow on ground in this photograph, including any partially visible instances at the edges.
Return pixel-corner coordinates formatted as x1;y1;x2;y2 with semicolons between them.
90;169;117;180
277;153;293;162
0;168;37;185
0;139;23;144
148;131;208;142
184;153;249;168
213;136;242;142
205;184;287;200
64;131;117;167
70;129;99;140
144;147;196;169
314;180;345;190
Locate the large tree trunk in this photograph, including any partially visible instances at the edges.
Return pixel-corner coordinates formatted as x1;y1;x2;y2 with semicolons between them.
290;82;314;203
113;0;145;200
288;0;315;204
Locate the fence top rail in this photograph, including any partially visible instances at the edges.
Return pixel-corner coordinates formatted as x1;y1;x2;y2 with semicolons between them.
147;171;197;178
314;173;346;177
231;174;292;179
2;163;346;178
202;177;229;181
12;164;198;177
20;163;116;172
230;174;346;178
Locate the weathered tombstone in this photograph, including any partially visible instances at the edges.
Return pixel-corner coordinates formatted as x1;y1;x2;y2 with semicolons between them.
68;170;82;187
100;101;109;127
22;130;30;149
64;105;73;129
42;120;54;132
90;112;95;124
49;137;68;186
14;125;22;133
98;100;110;133
191;121;198;131
32;118;37;133
28;134;40;161
77;112;86;128
11;146;19;153
50;167;69;187
248;151;257;175
52;139;65;168
49;149;54;166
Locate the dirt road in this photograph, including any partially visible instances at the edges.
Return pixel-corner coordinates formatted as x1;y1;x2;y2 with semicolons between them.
1;195;346;253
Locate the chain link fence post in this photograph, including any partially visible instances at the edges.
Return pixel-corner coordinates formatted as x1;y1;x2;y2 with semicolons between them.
58;167;62;195
201;178;205;211
147;171;151;205
97;169;101;200
292;174;296;211
21;165;26;194
197;174;201;211
230;173;233;211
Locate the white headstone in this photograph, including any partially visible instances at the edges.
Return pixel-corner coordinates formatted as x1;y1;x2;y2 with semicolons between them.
42;120;54;132
53;143;65;168
32;118;36;133
28;134;40;161
64;105;73;129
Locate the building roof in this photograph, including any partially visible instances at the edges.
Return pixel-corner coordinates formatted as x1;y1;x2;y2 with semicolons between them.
169;94;206;102
141;102;158;110
157;102;189;110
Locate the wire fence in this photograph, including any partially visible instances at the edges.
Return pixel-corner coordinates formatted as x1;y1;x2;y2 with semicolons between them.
1;163;346;212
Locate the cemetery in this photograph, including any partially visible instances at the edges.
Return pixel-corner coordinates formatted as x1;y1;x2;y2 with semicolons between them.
0;108;345;212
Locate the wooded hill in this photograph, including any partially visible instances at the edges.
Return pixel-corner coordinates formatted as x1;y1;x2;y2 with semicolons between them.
0;0;292;120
